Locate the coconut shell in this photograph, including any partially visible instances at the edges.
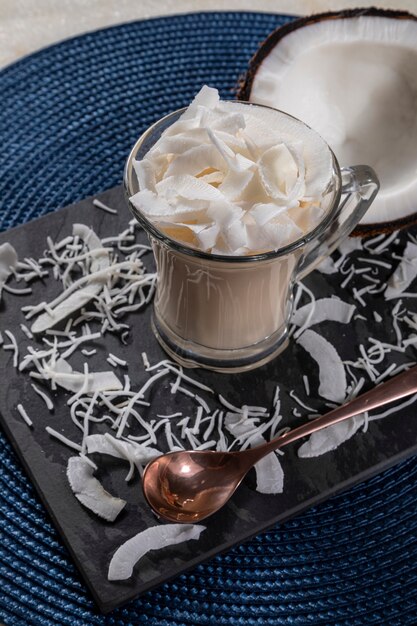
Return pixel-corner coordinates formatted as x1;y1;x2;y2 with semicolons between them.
237;7;417;237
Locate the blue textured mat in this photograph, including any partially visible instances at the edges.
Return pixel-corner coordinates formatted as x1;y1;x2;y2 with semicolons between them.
1;11;416;625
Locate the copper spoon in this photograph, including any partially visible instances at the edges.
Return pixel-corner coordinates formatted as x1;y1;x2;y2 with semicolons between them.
142;365;417;523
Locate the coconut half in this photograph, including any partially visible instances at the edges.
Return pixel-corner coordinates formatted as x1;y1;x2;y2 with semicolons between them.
238;8;417;235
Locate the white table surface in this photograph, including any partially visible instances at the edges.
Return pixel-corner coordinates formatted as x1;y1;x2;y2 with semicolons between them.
1;0;416;69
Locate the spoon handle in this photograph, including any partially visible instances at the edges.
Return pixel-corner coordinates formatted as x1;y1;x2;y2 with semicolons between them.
248;364;417;462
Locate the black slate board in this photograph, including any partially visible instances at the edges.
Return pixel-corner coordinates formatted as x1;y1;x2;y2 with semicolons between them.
1;186;417;613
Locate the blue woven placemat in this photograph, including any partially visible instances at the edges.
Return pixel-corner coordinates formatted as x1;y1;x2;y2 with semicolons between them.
1;11;417;625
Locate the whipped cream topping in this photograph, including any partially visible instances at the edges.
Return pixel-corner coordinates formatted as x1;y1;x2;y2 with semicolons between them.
130;86;334;255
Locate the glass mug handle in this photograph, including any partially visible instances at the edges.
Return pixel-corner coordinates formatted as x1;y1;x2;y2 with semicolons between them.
296;165;380;280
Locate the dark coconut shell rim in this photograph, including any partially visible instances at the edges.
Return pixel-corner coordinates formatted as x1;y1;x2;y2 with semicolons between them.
237;7;417;237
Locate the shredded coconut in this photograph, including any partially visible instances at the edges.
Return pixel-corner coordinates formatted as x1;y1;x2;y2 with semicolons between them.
45;426;82;452
17;404;33;427
93;198;118;215
31;383;54;411
3;330;19;368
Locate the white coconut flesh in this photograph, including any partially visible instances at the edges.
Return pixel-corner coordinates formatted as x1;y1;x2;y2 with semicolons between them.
248;15;417;225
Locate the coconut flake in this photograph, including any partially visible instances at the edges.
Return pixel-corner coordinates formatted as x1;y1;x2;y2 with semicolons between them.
292;298;355;329
248;202;289;227
0;242;18;300
224;411;283;494
219;168;254;202
297;329;346;403
184;84;219;115
166;145;226;178
67;456;126;522
108;524;206;581
298;414;365;458
46;358;123;394
253;451;284;494
258;143;305;203
196;223;220;251
385;241;417;300
130;188;175;218
159;174;224;204
85;434;161;467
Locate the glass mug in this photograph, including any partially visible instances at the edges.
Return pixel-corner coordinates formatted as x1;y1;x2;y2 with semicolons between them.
124;104;379;373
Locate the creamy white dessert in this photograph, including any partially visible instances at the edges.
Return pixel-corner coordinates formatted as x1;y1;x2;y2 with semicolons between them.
130;86;334;256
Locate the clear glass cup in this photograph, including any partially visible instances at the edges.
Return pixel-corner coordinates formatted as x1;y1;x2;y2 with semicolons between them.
124;104;379;373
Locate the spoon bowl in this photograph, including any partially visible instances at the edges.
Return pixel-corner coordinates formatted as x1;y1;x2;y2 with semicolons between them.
143;449;249;523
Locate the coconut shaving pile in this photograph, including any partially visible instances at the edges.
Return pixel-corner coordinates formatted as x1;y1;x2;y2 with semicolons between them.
1;197;417;581
130;86;333;255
